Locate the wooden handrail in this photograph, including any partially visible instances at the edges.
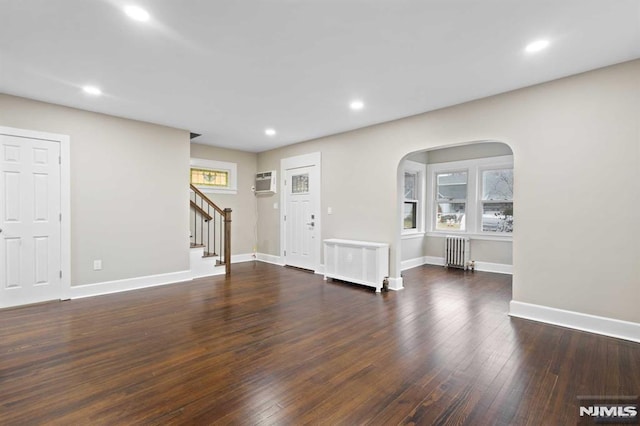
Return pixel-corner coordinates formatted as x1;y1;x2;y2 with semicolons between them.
189;184;232;276
189;184;225;216
189;201;212;221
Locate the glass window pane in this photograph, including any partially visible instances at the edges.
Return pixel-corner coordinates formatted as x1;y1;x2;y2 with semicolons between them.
437;172;467;200
404;172;417;200
190;168;228;187
291;173;309;193
404;202;417;229
482;169;513;200
436;202;466;231
482;202;513;232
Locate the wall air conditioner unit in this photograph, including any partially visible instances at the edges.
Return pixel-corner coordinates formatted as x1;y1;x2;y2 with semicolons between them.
255;170;277;194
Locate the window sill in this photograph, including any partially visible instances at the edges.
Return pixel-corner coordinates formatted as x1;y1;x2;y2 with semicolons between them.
426;231;513;242
193;186;237;195
402;231;426;240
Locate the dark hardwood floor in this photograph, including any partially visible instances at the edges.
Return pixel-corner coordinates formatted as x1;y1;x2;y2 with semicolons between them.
1;262;638;425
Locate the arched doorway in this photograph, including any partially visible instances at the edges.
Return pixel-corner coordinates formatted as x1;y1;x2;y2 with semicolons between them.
396;141;514;282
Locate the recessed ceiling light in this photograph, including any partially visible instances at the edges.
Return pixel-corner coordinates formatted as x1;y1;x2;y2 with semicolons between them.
82;85;102;96
265;128;276;136
350;100;364;110
525;39;550;53
124;5;150;22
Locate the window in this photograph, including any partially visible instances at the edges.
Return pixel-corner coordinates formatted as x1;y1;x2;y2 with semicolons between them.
291;173;309;194
190;158;238;194
435;171;467;231
403;201;417;229
404;171;418;230
402;160;426;235
481;169;513;233
426;155;513;237
190;168;228;187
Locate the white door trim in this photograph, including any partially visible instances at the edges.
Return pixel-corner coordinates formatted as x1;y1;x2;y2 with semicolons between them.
0;126;71;302
280;152;321;272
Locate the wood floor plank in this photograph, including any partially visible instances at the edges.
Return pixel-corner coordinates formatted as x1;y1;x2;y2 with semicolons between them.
1;262;638;425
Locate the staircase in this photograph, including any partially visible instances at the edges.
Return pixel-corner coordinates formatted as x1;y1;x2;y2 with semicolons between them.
189;184;232;276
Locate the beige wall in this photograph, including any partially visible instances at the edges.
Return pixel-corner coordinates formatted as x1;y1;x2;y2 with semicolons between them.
0;94;191;286
190;143;258;255
257;60;640;323
257;135;397;261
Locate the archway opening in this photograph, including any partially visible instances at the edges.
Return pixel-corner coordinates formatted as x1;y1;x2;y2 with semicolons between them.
395;141;514;284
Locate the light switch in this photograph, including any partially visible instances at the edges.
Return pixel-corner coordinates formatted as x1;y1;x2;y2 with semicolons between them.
273;202;279;209
328;207;333;215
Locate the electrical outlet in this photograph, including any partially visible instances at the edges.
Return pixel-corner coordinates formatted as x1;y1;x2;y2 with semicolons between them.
93;260;102;271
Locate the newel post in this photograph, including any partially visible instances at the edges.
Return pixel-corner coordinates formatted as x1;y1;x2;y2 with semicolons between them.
224;208;232;276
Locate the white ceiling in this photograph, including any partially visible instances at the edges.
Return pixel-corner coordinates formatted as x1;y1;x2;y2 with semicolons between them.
1;1;639;152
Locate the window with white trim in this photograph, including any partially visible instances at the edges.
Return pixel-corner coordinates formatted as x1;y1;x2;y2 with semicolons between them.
480;168;513;233
402;160;426;235
426;155;513;237
435;171;467;231
404;171;418;229
190;158;238;194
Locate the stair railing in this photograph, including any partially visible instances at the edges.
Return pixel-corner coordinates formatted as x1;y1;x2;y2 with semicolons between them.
189;184;232;276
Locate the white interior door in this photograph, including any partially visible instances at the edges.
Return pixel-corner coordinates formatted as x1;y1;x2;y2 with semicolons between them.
284;165;317;270
1;134;62;307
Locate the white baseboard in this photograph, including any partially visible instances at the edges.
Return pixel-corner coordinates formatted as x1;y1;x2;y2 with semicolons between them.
509;301;640;344
73;252;259;299
387;276;404;291
255;254;324;274
401;256;429;271
402;255;512;274
256;253;284;266
191;270;225;279
401;256;445;269
70;270;192;299
424;256;446;266
231;253;257;263
474;261;512;275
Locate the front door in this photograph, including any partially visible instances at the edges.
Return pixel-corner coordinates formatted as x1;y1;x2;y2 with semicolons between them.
1;134;62;308
284;165;317;270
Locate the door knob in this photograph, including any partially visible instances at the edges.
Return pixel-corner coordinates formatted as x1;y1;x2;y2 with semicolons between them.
306;222;315;226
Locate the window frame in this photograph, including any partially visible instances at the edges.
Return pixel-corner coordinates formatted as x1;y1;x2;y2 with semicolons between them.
479;167;514;234
426;155;513;240
434;170;468;232
190;167;229;188
402;160;427;237
190;158;238;194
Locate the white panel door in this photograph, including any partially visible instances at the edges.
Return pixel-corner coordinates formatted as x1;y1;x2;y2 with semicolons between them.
284;166;317;270
1;134;61;307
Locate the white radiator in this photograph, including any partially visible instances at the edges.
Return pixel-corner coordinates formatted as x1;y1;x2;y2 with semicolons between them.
445;236;471;270
323;239;389;292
